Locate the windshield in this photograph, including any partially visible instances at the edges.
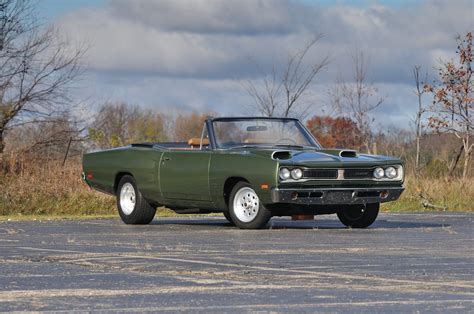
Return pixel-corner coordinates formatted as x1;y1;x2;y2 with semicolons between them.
212;119;321;149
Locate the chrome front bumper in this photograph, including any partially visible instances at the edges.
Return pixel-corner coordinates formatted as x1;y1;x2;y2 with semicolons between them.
271;186;404;205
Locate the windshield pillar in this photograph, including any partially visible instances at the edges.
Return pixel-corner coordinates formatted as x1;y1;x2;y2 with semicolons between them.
205;119;217;150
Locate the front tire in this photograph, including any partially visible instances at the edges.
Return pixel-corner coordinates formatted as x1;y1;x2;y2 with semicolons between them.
229;182;271;229
117;175;156;224
223;211;235;225
337;203;379;228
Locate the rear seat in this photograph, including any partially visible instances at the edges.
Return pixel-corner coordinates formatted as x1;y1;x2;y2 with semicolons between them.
168;138;209;150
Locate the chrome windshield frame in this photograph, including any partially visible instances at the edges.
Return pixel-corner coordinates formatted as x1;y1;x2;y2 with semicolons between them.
208;117;322;150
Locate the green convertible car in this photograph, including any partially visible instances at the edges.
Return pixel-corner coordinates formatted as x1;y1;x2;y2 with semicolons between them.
82;117;404;229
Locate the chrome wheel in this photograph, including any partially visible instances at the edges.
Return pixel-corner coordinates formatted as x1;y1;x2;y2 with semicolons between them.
233;187;259;223
120;183;136;215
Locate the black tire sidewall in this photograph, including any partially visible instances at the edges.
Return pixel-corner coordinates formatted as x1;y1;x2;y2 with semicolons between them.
116;175;155;224
337;203;379;228
229;182;271;229
223;211;235;225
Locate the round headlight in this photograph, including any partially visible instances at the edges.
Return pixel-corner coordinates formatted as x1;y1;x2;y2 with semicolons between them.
291;168;303;180
373;167;385;179
279;168;291;180
385;166;397;179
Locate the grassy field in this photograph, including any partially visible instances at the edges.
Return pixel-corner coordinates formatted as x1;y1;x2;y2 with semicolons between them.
0;158;472;220
382;175;473;212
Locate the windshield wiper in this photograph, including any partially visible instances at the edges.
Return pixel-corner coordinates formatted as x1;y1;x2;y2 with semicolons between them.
225;144;314;150
226;145;261;150
274;144;305;149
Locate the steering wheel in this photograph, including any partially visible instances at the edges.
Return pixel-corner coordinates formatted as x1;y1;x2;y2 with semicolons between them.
276;138;298;145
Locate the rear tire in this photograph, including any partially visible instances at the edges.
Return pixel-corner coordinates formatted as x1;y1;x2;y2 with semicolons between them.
229;182;271;229
337;203;379;228
117;175;156;224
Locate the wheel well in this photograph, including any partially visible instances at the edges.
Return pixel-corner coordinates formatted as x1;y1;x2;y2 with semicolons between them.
114;172;133;193
223;177;249;208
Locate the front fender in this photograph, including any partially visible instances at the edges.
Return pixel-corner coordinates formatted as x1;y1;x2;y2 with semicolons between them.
209;152;279;209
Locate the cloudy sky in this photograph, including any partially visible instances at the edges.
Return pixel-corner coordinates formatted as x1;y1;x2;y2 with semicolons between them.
39;0;473;129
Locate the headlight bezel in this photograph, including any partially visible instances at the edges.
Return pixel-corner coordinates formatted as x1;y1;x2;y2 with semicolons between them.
384;166;397;179
279;167;291;180
373;167;385;179
279;167;303;181
373;165;404;181
290;168;303;180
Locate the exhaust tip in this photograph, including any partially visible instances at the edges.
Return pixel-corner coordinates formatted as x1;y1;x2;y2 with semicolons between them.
292;214;314;221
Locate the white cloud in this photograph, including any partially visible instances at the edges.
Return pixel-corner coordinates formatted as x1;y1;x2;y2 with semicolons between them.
108;0;299;35
56;0;473;126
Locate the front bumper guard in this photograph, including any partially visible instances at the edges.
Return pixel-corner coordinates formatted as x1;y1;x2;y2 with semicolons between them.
271;186;404;205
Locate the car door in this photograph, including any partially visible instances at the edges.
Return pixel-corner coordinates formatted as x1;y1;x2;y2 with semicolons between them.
159;150;212;201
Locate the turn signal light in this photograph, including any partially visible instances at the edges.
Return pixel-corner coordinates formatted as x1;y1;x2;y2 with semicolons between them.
380;191;389;199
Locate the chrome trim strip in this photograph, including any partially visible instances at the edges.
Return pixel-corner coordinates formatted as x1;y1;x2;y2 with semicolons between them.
337;169;344;180
274;186;404;192
279;165;404;182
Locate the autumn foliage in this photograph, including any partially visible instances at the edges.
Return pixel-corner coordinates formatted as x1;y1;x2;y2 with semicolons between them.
173;112;210;142
424;32;473;177
306;116;362;149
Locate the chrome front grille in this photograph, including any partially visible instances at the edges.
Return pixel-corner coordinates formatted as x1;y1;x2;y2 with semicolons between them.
301;168;374;180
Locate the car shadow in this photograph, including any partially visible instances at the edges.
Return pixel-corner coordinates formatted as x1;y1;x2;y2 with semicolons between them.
150;218;449;230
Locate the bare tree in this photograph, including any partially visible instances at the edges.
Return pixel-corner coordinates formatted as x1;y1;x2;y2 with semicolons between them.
88;102;169;149
425;32;473;178
6;113;84;157
329;50;385;154
0;0;85;155
412;65;427;176
241;35;329;118
241;65;281;117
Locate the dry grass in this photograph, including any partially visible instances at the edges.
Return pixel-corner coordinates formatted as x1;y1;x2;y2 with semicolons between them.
0;157;472;218
382;176;474;212
0;157;115;216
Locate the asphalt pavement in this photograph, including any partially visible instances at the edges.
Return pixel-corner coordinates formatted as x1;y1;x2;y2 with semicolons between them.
0;212;473;313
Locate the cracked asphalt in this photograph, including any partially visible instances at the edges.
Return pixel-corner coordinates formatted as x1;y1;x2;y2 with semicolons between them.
0;212;473;313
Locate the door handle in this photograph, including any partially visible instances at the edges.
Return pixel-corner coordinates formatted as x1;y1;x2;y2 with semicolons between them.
162;157;171;162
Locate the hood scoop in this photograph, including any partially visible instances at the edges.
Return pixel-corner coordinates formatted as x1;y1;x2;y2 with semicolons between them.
272;151;292;160
339;150;358;158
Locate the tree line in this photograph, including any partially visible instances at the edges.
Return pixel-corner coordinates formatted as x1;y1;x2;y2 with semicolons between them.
0;0;471;178
241;33;473;178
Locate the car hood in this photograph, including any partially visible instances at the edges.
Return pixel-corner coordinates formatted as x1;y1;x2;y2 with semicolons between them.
245;148;401;167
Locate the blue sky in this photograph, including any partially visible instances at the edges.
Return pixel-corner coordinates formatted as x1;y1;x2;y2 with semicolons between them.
39;0;474;129
38;0;104;19
39;0;425;20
